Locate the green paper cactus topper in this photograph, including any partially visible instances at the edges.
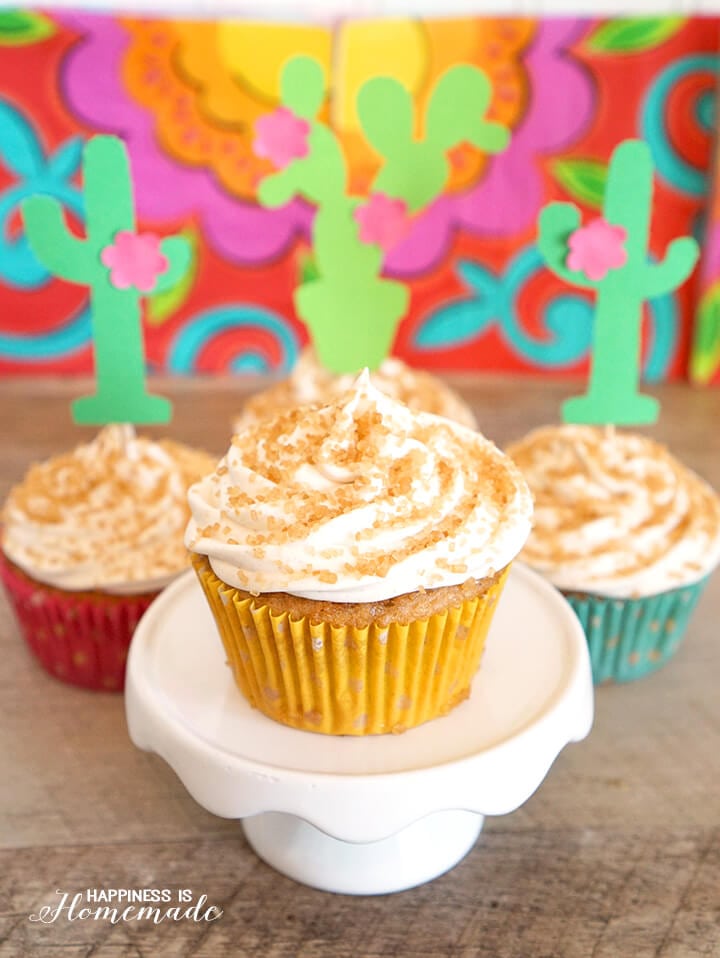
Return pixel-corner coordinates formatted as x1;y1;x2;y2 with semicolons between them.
21;135;191;425
537;139;699;426
255;56;510;374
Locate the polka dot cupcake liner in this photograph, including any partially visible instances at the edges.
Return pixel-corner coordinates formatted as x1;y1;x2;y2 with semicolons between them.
192;553;509;736
563;577;710;684
0;552;157;691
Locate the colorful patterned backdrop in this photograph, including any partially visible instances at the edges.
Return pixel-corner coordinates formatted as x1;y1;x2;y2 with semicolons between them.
1;11;720;383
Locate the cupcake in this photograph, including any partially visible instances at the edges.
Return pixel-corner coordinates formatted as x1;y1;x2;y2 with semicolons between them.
1;425;216;690
506;425;720;683
187;372;531;735
233;348;476;432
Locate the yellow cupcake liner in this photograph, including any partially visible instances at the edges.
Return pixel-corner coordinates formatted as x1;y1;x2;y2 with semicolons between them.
192;554;510;736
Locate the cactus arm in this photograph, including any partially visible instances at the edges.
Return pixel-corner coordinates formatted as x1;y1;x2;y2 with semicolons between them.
465;119;510;155
281;56;326;120
259;58;341;207
361;93;431;210
259;127;347;208
259;57;339;208
643;237;699;298
152;235;193;296
426;65;509;154
356;78;413;159
21;194;95;283
537;203;598;289
359;76;435;209
361;64;509;211
356;78;416;204
257;168;300;209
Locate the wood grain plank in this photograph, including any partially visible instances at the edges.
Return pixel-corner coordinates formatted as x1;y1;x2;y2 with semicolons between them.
0;830;718;958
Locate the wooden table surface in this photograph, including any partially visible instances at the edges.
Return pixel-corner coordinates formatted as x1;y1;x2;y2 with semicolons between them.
0;377;718;958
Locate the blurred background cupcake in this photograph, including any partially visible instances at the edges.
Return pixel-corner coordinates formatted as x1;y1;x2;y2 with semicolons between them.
0;425;215;691
506;424;720;683
233;347;477;432
188;372;531;735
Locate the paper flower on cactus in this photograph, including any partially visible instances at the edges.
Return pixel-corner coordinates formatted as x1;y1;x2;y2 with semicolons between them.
101;231;168;292
354;193;411;252
566;218;628;282
254;107;310;170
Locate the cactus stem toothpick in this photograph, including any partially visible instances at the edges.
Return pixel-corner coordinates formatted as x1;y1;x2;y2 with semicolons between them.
254;56;509;374
21;135;191;425
538;139;699;426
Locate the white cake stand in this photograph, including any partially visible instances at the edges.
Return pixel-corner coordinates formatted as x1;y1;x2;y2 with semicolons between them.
125;565;593;895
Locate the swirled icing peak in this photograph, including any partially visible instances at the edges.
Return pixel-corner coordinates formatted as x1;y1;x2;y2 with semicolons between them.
2;425;216;594
234;348;477;432
506;425;720;597
187;372;531;602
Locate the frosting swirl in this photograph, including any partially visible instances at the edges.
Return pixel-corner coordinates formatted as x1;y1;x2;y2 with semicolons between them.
506;425;720;597
2;425;216;594
234;348;477;432
187;373;531;602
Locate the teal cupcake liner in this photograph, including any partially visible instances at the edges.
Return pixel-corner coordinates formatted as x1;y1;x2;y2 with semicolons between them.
563;577;710;684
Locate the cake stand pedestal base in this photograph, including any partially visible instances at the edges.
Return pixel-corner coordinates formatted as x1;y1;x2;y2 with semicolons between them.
243;810;484;895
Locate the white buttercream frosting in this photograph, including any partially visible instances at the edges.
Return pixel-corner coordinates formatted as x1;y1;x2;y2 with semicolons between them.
506;424;720;598
2;425;216;595
234;348;477;432
187;372;531;602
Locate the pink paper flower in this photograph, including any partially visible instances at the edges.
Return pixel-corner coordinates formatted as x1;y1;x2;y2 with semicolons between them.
101;232;168;293
354;193;411;252
566;218;628;282
254;107;310;169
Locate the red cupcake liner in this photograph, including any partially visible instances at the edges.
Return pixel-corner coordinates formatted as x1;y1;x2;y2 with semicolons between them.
0;553;158;691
